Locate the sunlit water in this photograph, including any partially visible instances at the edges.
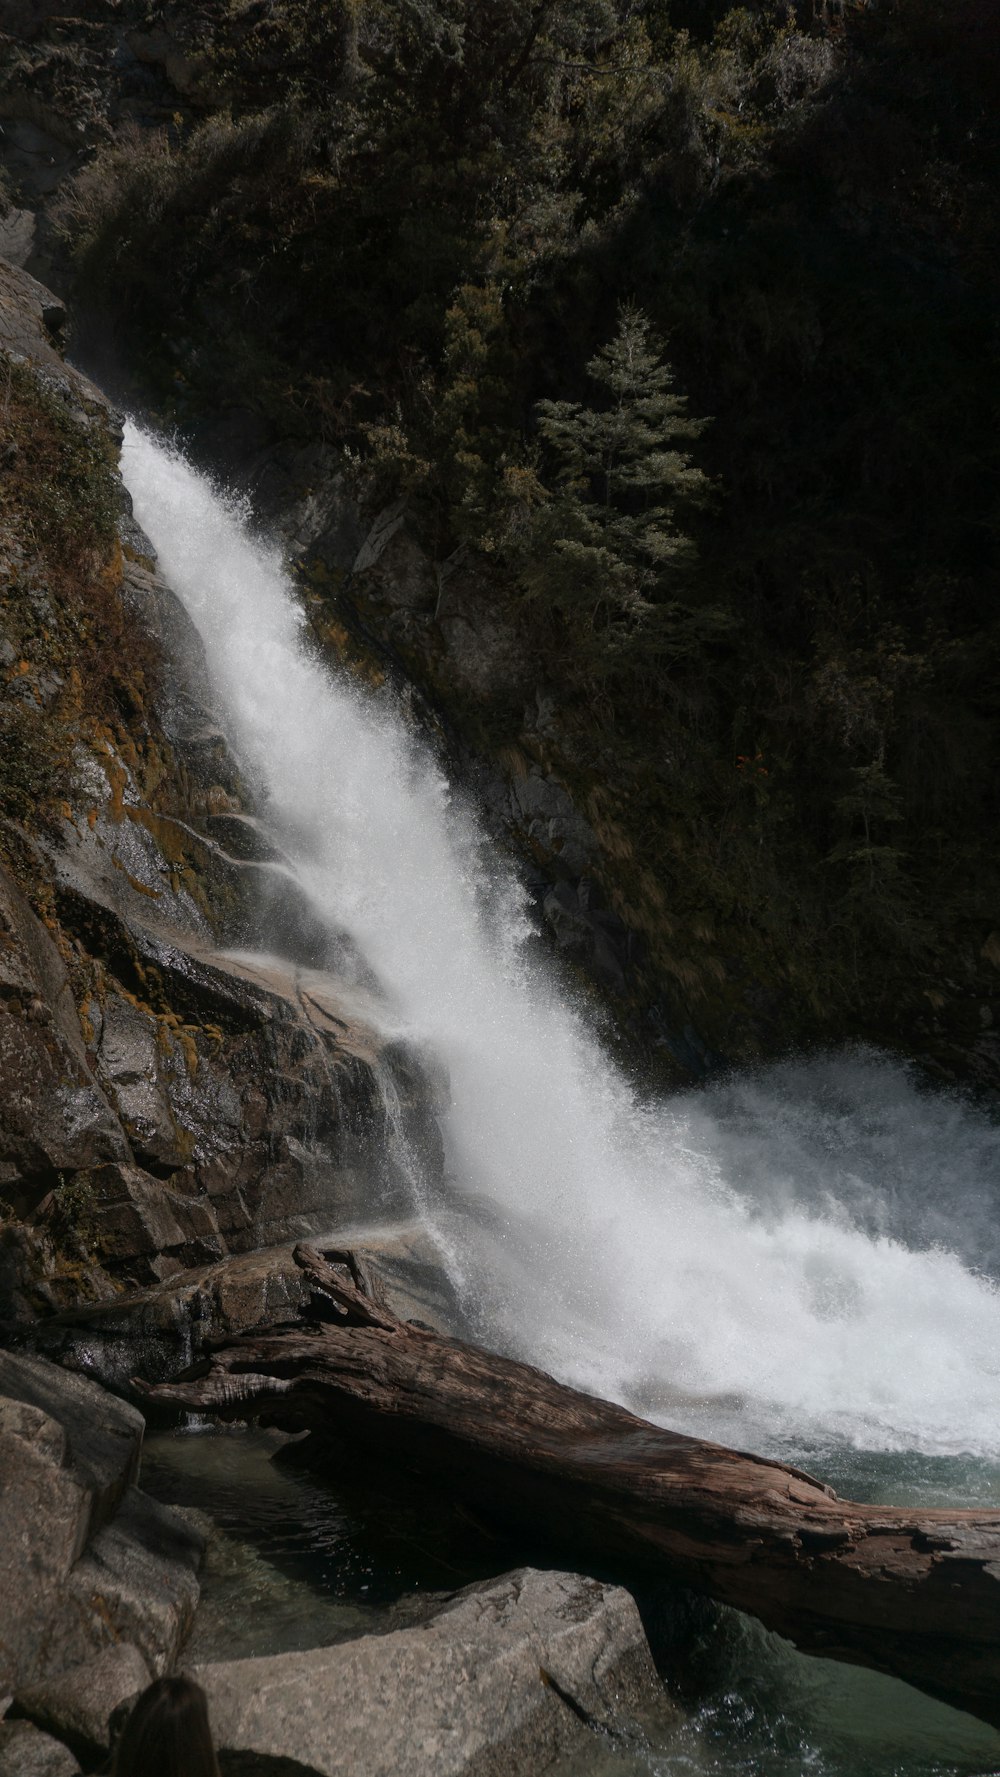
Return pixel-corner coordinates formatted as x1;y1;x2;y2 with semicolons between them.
123;426;1000;1775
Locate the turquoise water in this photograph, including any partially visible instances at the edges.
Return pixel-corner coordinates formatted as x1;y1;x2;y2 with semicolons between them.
142;1428;1000;1777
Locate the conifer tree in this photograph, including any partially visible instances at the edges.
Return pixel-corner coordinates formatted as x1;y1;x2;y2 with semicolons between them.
517;307;712;655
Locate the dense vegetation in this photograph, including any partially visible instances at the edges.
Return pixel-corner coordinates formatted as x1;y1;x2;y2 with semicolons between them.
42;0;1000;1069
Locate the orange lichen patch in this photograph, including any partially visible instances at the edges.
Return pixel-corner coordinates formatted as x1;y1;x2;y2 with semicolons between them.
177;1028;200;1078
155;1009;201;1078
109;732;143;783
134;737;175;803
320;616;352;655
126;805;194;868
78;995;97;1048
110;855;161;899
87;809;98;828
88;726;131;819
117;985;203;1080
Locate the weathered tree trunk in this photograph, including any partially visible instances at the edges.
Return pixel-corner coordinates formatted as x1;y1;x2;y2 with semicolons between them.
142;1244;1000;1728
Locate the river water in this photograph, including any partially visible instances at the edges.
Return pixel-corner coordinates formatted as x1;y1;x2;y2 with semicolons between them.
122;426;1000;1776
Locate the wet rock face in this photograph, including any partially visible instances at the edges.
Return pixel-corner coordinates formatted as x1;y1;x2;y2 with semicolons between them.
24;1232;466;1399
0;260;446;1316
0;796;443;1311
0;831;443;1311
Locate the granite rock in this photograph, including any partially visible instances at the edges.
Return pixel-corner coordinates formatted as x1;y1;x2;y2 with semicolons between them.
0;1720;81;1777
12;1642;150;1759
195;1567;670;1777
0;1352;202;1692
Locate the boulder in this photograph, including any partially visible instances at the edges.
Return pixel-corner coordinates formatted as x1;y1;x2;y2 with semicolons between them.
12;1642;150;1761
0;1720;81;1777
0;835;445;1303
66;1486;203;1679
0;207;37;269
0;1349;143;1545
195;1568;670;1777
0;1390;94;1693
43;880;444;1260
86;1164;224;1276
0;1353;203;1692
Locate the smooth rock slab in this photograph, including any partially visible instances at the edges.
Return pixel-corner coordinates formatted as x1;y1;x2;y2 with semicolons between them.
195;1567;668;1777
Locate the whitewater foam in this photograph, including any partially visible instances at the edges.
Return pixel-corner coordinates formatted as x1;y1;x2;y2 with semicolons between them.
121;426;1000;1469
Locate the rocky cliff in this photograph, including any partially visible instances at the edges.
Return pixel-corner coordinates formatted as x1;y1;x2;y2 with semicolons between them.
0;260;443;1324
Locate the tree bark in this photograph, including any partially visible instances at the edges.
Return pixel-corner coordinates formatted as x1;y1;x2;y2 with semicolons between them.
141;1243;1000;1729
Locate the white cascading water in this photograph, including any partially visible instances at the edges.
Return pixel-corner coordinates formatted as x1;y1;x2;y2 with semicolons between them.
121;425;1000;1472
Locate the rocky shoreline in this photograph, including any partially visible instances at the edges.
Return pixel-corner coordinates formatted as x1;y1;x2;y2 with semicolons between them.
0;1341;677;1776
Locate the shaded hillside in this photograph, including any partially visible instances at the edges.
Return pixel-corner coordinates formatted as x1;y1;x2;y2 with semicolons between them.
3;0;999;1081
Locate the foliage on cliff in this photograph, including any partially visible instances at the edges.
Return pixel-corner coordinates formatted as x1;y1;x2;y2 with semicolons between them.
0;357;153;831
46;0;1000;1066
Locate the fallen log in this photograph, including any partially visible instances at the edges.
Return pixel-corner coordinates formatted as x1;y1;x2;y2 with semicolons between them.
141;1243;1000;1728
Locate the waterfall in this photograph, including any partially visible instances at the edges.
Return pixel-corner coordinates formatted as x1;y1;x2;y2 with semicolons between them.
121;425;1000;1475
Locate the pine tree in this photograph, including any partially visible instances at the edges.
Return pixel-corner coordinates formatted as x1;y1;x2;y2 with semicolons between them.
516;307;712;655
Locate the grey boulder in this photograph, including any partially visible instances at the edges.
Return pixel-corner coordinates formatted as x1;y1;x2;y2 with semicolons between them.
195;1567;671;1776
12;1642;150;1760
0;1352;203;1693
0;1720;81;1776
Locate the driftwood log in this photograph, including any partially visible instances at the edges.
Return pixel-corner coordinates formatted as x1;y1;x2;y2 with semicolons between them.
143;1243;1000;1728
